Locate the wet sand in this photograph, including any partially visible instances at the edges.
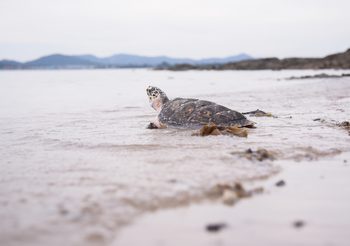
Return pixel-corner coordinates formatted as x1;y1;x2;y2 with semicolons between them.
0;70;349;245
115;153;350;246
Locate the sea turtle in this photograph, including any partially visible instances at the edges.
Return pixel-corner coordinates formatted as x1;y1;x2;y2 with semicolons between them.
146;86;255;129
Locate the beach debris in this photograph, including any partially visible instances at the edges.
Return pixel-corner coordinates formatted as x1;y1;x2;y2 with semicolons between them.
222;189;239;205
214;182;264;206
58;204;69;216
206;223;227;232
85;231;107;244
167;178;178;183
232;148;276;161
292;146;342;161
293;220;306;229
192;124;248;137
275;180;286;187
286;73;350;80
242;109;275;117
336;121;350;135
223;126;249;137
198;124;222;136
313;118;350;135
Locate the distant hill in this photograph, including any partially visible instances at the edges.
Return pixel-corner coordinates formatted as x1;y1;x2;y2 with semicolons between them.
0;53;253;69
196;53;252;65
25;54;98;68
99;54;194;66
0;59;23;69
162;49;350;70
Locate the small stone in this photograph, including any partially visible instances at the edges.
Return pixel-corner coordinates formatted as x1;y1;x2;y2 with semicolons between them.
222;189;238;205
206;223;227;232
167;179;177;183
85;232;106;243
293;220;305;228
246;148;253;154
58;204;69;215
275;180;286;187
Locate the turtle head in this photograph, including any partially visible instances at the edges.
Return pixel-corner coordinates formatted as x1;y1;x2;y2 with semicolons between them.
146;86;169;112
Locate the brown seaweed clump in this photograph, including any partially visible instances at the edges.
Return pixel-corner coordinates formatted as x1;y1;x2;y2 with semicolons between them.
192;124;248;137
232;148;276;161
213;182;264;206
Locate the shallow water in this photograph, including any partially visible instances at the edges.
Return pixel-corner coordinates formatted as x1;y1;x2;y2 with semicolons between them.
0;69;349;245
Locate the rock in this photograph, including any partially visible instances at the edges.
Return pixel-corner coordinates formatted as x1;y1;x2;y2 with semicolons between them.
293;220;305;229
222;189;238;205
206;223;227;232
275;180;286;187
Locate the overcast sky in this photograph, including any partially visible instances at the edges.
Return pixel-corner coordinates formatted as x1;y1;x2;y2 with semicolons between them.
0;0;349;61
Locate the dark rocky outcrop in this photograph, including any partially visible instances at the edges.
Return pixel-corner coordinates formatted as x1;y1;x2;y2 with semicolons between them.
159;48;350;71
0;59;23;69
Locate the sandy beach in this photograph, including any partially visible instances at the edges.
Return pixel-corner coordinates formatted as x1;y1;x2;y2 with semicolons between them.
115;153;350;246
0;69;349;246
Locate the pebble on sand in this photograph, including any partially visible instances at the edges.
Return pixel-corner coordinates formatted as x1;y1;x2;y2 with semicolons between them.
275;180;286;187
206;223;227;232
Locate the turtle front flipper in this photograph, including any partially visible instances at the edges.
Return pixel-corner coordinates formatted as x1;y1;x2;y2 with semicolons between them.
147;117;167;129
147;122;159;129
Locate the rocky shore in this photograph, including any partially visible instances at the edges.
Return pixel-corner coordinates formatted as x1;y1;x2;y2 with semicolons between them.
157;48;350;71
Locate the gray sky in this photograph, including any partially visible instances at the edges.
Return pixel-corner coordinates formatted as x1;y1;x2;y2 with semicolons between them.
0;0;349;61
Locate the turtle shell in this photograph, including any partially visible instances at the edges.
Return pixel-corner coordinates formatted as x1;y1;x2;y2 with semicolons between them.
158;98;254;128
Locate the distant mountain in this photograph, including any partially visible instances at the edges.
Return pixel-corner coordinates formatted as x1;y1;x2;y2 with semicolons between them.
0;59;23;69
75;55;102;64
196;53;252;65
99;54;195;66
0;53;253;69
25;54;98;68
